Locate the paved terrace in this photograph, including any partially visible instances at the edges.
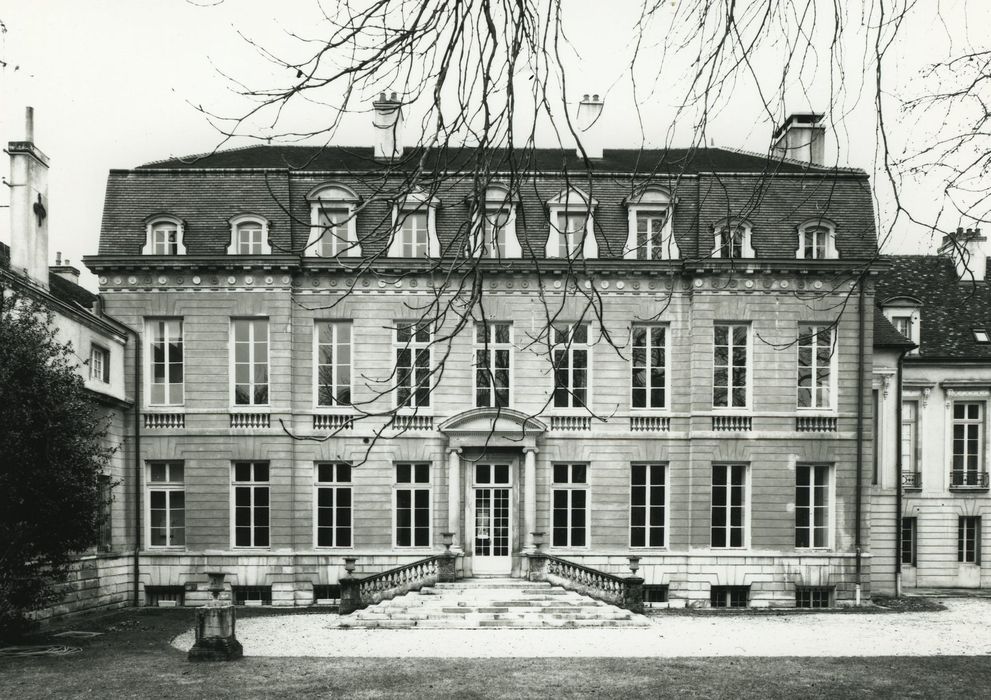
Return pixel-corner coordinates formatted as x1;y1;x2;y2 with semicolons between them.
173;598;991;658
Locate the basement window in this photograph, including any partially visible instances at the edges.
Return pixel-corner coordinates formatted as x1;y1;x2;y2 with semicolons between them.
145;586;185;607
710;585;749;608
642;585;670;608
233;585;272;606
313;584;341;605
795;586;832;608
974;329;990;344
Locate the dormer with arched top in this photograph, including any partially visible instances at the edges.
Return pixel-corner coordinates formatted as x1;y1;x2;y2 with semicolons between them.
227;214;272;255
545;187;598;259
467;184;521;259
624;186;678;260
142;214;186;255
306;183;362;258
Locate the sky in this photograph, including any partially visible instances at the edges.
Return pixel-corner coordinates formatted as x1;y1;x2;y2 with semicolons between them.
0;0;982;291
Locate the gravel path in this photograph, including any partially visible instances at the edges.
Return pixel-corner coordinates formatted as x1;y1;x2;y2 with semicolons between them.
172;598;991;657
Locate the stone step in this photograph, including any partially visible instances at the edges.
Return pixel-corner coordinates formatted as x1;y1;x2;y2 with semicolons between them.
331;576;650;630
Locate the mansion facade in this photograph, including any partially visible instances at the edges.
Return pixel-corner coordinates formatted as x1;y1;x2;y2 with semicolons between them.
83;112;884;608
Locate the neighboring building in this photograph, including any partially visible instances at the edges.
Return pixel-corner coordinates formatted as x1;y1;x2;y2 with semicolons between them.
873;234;991;592
2;109;134;621
84;108;882;608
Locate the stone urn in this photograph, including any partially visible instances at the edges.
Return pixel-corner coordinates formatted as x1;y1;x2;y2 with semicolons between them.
188;571;243;662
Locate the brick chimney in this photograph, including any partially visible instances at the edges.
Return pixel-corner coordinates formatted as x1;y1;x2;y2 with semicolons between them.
771;113;825;166
575;93;605;159
939;227;988;282
50;251;81;285
372;92;404;159
8;106;50;288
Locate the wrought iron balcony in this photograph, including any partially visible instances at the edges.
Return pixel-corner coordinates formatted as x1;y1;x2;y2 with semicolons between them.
949;470;990;489
901;471;922;489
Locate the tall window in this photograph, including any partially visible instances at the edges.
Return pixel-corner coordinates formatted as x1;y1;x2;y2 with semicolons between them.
395;463;430;547
148;319;183;405
395;323;431;408
872;389;880;485
233;462;269;548
235;221;265;254
552;464;588;548
795;464;830;549
397;211;430;257
631;324;667;409
636;212;670;260
151;222;179;255
552;322;590;409
952;402;985;486
958;516;981;564
475;322;512;408
631;464;665;548
713;324;749;409
315;209;351;256
315;463;352;548
315;321;351;406
797;325;833;409
481;210;512;258
711;464;746;548
555;212;589;258
89;345;109;383
148;461;185;547
902;400;919;481
901;517;917;566
232;319;269;406
717;226;745;258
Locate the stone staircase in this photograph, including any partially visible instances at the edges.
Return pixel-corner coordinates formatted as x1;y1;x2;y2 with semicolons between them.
329;578;652;629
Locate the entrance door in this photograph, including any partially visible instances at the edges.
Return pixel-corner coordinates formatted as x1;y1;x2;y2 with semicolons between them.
472;463;512;575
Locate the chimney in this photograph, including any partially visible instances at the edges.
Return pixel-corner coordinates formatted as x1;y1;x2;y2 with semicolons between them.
575;94;605;159
8;106;51;288
50;251;81;285
939;227;989;282
771;112;825;166
372;92;404;159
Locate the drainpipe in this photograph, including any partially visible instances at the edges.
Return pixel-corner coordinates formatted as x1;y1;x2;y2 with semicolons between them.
118;322;142;607
854;278;866;606
894;347;908;596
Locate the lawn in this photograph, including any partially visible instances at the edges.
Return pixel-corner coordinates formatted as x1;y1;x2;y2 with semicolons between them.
1;608;988;699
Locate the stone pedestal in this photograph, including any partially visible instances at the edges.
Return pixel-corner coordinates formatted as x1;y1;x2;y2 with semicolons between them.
438;552;458;583
525;551;548;582
188;602;243;662
622;576;645;615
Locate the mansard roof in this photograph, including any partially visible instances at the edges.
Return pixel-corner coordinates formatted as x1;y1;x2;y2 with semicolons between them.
877;255;991;360
96;145;877;260
136;145;857;175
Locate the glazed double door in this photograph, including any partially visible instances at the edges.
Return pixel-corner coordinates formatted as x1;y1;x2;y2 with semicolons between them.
472;463;512;575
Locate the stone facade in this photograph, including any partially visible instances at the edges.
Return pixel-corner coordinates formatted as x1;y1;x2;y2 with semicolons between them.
86;135;881;608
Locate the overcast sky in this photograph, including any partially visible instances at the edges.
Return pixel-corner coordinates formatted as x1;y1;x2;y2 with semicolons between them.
0;1;980;290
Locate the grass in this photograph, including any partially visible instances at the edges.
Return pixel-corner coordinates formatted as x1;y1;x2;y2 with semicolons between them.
0;607;987;699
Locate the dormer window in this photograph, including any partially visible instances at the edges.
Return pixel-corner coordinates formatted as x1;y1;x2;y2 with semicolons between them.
389;191;440;258
469;185;521;258
712;219;754;259
546;188;598;260
797;219;838;260
227;215;271;255
882;296;922;354
624;187;679;260
142;216;186;255
306;183;361;258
